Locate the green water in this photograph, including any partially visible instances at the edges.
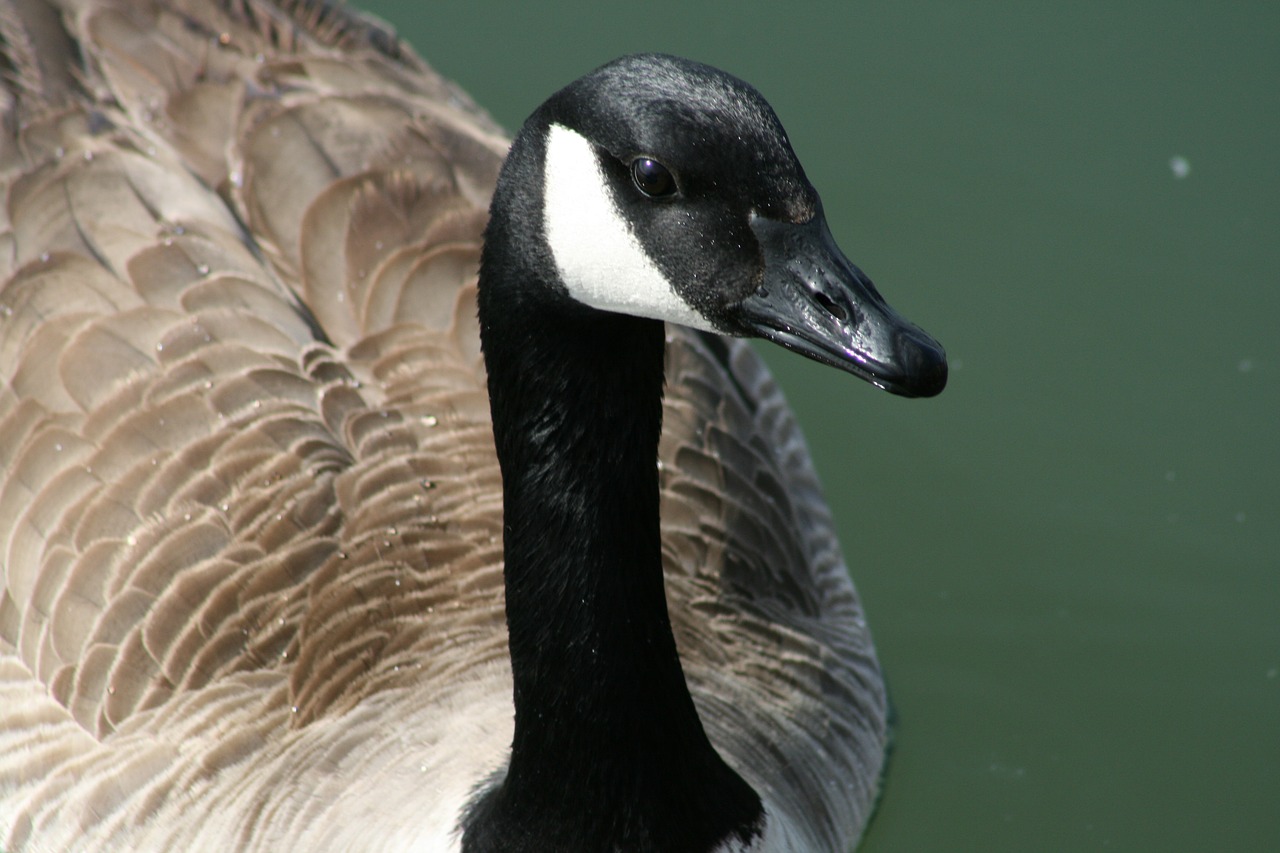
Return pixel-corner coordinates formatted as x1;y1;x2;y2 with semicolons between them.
361;2;1279;849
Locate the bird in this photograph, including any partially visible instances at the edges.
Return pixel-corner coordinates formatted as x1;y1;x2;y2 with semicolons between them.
0;1;945;851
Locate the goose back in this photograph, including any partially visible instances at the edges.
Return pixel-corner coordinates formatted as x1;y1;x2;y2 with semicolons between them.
0;1;887;849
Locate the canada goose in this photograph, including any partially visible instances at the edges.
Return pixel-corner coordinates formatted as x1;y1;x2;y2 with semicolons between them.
0;0;945;851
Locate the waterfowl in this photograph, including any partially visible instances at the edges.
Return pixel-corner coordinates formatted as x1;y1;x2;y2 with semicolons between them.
0;1;945;851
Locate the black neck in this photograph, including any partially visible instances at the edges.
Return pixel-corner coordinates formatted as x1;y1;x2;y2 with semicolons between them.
462;129;762;852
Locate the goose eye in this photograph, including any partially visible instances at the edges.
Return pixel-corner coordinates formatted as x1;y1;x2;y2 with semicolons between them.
631;157;676;198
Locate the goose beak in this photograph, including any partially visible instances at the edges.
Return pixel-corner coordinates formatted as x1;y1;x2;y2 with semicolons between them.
738;212;947;398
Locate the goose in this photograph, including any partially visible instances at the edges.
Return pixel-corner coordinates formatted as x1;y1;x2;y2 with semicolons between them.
0;1;946;851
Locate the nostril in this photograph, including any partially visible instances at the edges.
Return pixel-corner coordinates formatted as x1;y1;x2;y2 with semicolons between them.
812;290;847;322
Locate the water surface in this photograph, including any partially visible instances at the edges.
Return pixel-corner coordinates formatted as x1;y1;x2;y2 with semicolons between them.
362;3;1279;849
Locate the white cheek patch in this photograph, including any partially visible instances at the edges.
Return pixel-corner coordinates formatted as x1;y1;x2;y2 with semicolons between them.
542;124;714;332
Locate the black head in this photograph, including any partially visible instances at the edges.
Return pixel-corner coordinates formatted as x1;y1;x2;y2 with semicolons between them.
488;53;946;397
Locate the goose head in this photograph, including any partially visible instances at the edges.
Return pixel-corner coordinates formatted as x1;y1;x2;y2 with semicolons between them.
466;53;945;852
482;52;946;398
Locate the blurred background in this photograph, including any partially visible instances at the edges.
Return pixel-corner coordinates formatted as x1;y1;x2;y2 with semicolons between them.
359;2;1279;849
